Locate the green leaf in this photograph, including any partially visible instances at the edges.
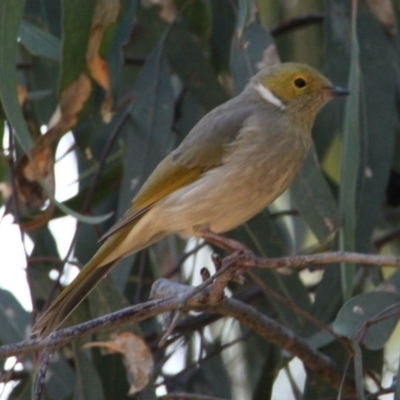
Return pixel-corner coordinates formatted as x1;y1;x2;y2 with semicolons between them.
0;0;34;151
88;277;140;339
231;211;313;335
252;343;281;400
45;356;76;400
236;0;254;38
28;226;60;301
179;0;212;38
311;265;342;325
333;291;400;350
92;351;131;400
209;0;235;73
73;343;105;400
18;19;61;61
165;20;228;111
192;342;233;398
59;0;94;93
230;22;275;94
354;5;398;252
107;0;138;93
339;7;359;301
291;143;341;243
112;40;175;291
0;289;30;344
352;342;366;400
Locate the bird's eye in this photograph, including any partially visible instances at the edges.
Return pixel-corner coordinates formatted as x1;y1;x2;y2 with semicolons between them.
294;78;306;88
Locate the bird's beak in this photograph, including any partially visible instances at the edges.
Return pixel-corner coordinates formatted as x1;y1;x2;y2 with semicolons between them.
323;85;350;97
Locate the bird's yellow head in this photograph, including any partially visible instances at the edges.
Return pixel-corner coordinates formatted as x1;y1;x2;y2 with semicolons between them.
252;63;348;127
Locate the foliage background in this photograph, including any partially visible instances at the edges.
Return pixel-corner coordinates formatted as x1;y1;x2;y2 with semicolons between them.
1;0;400;399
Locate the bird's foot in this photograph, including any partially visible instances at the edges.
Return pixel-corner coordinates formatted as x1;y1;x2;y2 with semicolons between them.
201;230;252;282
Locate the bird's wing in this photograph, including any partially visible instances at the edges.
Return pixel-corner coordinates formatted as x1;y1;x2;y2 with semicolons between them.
101;99;254;241
100;156;203;240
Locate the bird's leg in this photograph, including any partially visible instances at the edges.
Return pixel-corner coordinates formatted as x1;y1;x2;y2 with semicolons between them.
200;229;251;254
156;231;252;347
200;230;252;283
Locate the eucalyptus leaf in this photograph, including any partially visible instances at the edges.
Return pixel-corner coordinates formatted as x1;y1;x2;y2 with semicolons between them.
0;289;30;344
112;40;174;291
230;22;275;94
352;342;366;400
73;343;105;400
236;0;254;38
165;21;228;111
59;0;94;93
210;0;235;73
291;143;341;243
333;291;400;350
18;19;61;61
0;0;34;151
339;6;359;301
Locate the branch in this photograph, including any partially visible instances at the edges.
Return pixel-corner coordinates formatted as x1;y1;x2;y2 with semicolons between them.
202;231;400;270
0;279;355;394
236;251;400;270
6;239;394;395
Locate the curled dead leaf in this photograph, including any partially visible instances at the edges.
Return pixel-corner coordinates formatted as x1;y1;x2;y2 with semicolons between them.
83;332;154;395
48;73;92;133
85;0;120;122
13;140;56;230
15;144;54;211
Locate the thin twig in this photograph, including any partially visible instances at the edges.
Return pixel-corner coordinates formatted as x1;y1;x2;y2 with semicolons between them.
270;13;323;37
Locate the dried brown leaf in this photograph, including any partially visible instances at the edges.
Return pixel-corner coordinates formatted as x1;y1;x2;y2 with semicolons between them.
85;0;120;122
83;332;154;395
48;73;92;133
15;145;54;209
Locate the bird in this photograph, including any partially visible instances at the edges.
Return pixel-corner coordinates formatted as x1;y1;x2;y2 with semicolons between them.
32;62;348;338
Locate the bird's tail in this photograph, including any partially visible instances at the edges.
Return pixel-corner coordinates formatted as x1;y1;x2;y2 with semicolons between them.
31;254;119;339
32;207;165;338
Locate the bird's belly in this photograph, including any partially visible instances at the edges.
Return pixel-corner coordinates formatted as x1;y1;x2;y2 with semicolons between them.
155;143;306;237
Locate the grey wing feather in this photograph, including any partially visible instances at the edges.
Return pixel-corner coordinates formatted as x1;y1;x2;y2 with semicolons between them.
172;94;256;168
